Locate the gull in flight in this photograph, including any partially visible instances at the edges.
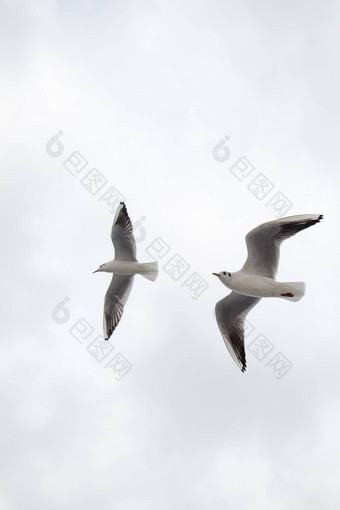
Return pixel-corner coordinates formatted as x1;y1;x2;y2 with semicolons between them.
93;202;158;340
213;214;323;372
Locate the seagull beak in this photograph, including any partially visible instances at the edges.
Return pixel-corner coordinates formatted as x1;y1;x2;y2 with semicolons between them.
212;272;220;277
92;269;100;273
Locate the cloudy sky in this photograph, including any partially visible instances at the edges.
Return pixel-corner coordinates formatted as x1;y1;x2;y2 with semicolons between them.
1;0;340;508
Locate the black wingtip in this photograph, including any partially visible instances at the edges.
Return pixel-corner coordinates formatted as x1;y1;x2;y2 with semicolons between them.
318;214;323;221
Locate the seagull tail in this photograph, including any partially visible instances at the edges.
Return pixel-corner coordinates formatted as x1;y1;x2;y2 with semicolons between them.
138;262;159;281
279;282;306;302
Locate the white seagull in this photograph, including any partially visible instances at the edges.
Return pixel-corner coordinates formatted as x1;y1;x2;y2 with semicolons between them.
213;214;323;372
93;202;158;340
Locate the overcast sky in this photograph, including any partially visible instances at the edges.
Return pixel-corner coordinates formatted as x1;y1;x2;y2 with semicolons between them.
1;0;340;508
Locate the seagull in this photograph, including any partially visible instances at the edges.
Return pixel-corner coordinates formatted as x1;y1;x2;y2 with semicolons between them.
213;214;323;372
93;202;158;340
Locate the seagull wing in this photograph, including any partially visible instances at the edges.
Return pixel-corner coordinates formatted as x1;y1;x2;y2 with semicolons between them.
103;274;134;339
241;214;323;278
111;202;137;261
215;292;261;372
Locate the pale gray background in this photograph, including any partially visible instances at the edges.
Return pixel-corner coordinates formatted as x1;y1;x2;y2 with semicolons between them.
1;0;340;509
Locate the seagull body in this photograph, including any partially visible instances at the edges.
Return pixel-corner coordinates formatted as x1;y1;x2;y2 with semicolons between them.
93;202;158;340
213;214;323;372
214;272;305;301
97;259;155;277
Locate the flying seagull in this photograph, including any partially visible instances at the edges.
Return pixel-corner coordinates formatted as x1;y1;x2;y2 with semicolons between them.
213;214;323;372
93;202;158;340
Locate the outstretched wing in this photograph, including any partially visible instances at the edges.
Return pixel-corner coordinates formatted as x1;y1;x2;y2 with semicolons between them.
103;274;134;339
111;202;137;261
241;214;323;278
215;292;261;372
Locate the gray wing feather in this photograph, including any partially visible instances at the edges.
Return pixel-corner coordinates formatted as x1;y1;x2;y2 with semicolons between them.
111;202;137;261
241;214;323;278
103;275;134;339
215;292;260;372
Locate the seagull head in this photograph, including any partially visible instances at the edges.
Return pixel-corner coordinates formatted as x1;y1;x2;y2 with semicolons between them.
212;271;232;282
93;263;106;274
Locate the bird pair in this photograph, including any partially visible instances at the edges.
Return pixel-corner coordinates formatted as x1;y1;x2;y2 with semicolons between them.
93;202;323;372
